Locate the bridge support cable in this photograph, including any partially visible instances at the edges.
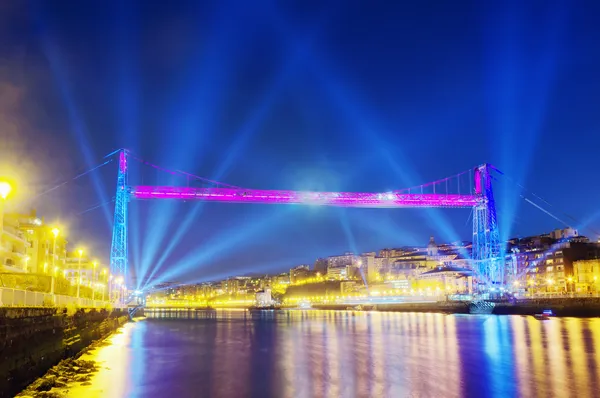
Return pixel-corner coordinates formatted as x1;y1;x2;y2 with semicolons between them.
498;172;600;238
77;198;115;216
29;158;114;202
128;154;243;189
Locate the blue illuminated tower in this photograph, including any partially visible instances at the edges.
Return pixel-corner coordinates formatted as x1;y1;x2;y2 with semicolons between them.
110;150;129;281
472;164;503;287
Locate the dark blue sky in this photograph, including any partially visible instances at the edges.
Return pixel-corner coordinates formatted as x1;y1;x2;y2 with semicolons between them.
1;0;599;284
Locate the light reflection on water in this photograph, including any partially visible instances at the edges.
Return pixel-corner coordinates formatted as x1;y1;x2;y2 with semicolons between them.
67;310;600;398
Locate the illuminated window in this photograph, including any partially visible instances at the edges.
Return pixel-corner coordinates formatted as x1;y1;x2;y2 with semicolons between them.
547;266;554;272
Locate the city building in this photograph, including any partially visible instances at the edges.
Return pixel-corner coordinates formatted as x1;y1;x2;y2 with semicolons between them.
327;253;357;269
0;213;30;272
418;265;473;293
340;281;358;294
17;210;68;274
290;265;311;283
573;259;600;293
64;251;104;287
256;288;273;306
516;234;600;293
550;228;578;240
327;264;349;280
313;258;328;274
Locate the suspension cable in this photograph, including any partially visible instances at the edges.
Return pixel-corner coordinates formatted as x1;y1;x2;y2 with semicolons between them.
30;158;114;201
498;173;600;237
77;198;115;216
128;155;243;189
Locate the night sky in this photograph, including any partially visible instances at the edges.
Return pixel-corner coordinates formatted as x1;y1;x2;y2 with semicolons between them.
1;0;599;285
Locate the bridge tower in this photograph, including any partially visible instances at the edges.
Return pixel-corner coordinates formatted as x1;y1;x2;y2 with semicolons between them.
472;164;502;287
110;150;129;281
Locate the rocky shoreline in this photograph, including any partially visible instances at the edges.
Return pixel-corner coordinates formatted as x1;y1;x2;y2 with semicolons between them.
15;322;123;398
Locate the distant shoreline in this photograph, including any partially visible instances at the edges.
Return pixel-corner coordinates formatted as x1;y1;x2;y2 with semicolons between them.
143;297;600;318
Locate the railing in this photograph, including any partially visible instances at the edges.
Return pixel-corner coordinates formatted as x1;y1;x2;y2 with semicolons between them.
0;287;112;308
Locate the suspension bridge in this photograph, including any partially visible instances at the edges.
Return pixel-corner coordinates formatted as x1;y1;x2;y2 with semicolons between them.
107;149;505;289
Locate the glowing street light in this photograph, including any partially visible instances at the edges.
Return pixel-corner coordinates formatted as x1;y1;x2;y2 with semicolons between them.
0;181;12;200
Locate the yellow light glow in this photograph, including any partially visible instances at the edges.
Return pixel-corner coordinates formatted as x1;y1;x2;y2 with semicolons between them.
78;249;84;257
567;277;573;283
0;181;12;200
51;227;60;238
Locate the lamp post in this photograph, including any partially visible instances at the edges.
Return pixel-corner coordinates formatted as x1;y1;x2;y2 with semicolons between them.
108;274;113;302
102;269;107;301
50;228;60;295
76;249;83;299
51;228;59;270
92;261;97;301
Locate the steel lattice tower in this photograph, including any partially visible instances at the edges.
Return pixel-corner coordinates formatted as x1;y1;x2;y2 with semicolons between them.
110;150;129;280
472;164;503;287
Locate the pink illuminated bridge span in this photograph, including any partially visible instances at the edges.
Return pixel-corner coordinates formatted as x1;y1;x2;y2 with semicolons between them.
131;186;481;208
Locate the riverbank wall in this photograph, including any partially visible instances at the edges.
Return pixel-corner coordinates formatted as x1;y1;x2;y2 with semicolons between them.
0;307;128;398
313;298;600;317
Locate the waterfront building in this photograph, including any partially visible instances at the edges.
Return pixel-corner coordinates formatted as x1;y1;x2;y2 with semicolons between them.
63;251;102;287
521;237;600;293
16;210;68;274
418;265;473;293
255;288;273;306
0;213;30;272
573;259;600;293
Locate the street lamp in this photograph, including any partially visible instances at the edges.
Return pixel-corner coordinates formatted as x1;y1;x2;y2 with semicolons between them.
51;227;59;265
0;181;12;200
92;261;97;301
76;249;83;299
102;269;107;302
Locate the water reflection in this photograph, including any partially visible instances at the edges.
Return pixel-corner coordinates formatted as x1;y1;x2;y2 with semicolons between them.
67;311;600;398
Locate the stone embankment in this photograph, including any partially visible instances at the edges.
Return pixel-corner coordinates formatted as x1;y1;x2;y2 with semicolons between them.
314;298;600;317
0;307;128;398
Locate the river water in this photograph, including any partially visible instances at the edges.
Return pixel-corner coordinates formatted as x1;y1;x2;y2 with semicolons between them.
63;310;600;398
